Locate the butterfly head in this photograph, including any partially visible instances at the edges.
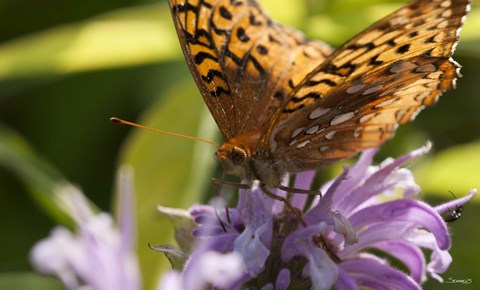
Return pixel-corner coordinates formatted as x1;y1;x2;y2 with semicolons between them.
215;135;287;186
215;143;250;179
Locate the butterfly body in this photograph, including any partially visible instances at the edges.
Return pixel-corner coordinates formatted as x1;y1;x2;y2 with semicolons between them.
168;0;470;186
216;134;287;187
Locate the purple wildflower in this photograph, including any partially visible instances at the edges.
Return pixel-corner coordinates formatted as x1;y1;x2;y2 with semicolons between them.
158;144;477;290
30;167;143;290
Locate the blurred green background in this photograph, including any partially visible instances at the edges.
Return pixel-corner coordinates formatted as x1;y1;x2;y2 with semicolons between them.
0;0;479;289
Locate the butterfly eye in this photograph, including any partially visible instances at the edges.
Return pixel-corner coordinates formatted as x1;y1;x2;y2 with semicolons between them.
229;147;247;165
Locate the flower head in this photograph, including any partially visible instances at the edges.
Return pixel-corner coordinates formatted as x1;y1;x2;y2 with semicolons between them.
30;167;142;290
158;144;477;290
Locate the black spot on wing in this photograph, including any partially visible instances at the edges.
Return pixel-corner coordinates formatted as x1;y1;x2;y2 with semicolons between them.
219;6;233;20
396;44;411;54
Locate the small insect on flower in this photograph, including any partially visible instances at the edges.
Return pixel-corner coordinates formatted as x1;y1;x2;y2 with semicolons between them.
443;191;464;222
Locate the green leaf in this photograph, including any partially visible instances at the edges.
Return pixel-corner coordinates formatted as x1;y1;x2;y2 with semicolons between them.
117;80;218;290
0;272;63;290
415;140;480;198
261;0;307;27
306;2;401;45
0;125;74;225
0;3;180;80
460;9;480;41
157;205;196;254
150;244;188;271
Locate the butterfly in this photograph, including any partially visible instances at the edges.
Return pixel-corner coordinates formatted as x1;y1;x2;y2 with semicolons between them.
168;0;470;188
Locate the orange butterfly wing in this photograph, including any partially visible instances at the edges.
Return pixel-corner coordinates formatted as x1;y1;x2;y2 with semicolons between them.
168;0;332;141
262;0;469;171
168;0;470;184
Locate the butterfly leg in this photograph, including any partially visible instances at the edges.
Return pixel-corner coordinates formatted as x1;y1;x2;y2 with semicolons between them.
260;185;307;227
211;178;251;191
278;185;322;197
211;173;234;228
211;178;307;226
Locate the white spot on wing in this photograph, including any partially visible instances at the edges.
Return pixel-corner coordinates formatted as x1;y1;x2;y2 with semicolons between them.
346;83;366;94
330;112;355;126
316;127;326;135
440;0;451;7
442;10;452;17
437;20;448;29
325;131;336;140
410;105;426;121
375;98;398;108
362;84;383;95
306;125;320;135
451;40;458;53
397;8;409;16
390;17;408;26
359;113;376;123
309;107;331;120
320;146;329;152
296;140;310;149
415;63;437;73
291;127;304;139
389;61;417;73
427;71;442;79
354;127;362;138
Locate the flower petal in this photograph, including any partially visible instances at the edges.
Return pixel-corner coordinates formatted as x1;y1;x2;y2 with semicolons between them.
335;143;430;216
290;171;316;209
330;148;377;203
281;224;338;290
182;233;238;290
305;245;339;290
234;220;272;276
306;168;350;223
261;284;274;290
340;258;421;290
336;269;359;290
234;187;274;276
404;229;452;282
281;224;327;261
373;241;426;283
30;181;141;290
435;189;477;214
199;251;246;288
30;227;83;289
157;271;183;290
275;268;291;290
383;168;420;198
117;166;137;253
347;199;449;252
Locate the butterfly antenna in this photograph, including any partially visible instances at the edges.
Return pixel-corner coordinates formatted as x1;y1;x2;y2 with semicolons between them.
110;117;219;148
448;190;457;198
